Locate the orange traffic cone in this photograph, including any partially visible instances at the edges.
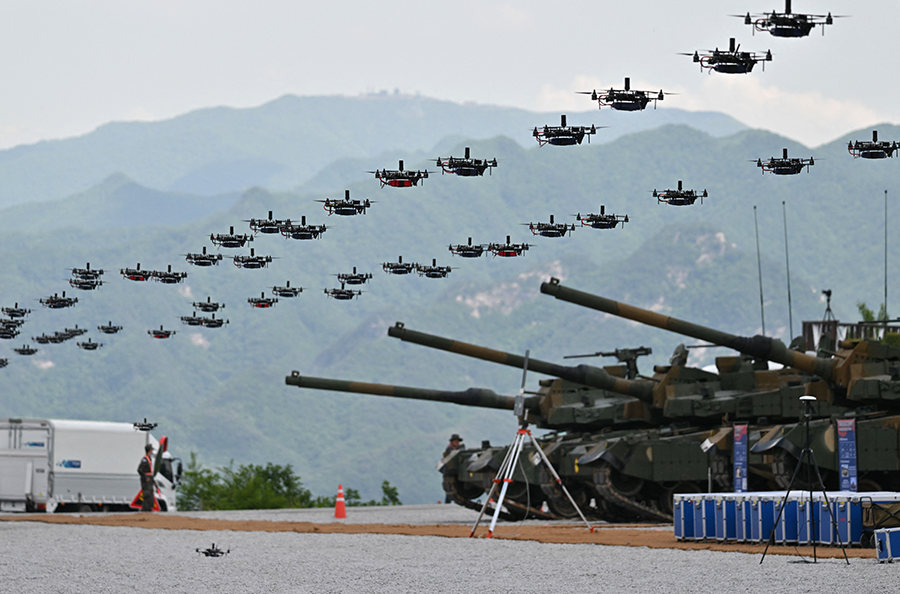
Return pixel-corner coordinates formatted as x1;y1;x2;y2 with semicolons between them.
334;484;347;519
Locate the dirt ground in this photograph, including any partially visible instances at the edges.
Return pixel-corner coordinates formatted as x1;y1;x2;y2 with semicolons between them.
0;514;872;558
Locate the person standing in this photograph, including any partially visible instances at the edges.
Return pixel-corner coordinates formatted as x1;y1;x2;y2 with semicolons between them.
137;443;155;512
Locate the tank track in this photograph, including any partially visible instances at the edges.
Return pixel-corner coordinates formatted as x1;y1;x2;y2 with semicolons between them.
592;462;673;523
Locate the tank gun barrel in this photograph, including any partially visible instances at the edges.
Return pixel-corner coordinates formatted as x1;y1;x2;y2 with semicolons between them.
387;322;655;403
539;277;835;382
286;371;533;411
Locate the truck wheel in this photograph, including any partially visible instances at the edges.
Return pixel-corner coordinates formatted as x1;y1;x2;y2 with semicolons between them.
76;504;92;513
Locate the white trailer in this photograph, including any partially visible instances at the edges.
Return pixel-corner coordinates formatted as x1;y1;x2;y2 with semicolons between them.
0;418;181;512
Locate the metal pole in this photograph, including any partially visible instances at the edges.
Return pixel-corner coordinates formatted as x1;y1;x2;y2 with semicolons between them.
783;201;793;339
885;189;889;326
754;206;766;335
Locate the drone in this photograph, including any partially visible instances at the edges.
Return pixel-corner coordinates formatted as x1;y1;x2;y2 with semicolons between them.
76;338;102;351
248;292;278;308
653;181;707;206
180;313;205;326
148;326;176;339
434;147;498;176
231;248;275;269
61;325;88;339
14;344;38;356
97;321;123;334
69;277;102;291
0;358;7;368
449;237;488;258
196;544;229;558
0;325;19;340
272;281;304;298
245;211;293;235
382;256;416;275
848;130;898;160
200;314;228;329
210;226;254;248
121;263;151;282
39;291;78;309
324;282;363;300
280;216;327;240
69;263;104;281
184;246;223;267
488;235;531;258
369;160;430;188
416;258;454;279
32;334;53;344
524;214;575;237
1;303;31;318
193;297;224;313
684;38;771;74
735;1;842;37
133;418;157;431
577;77;670;111
756;148;814;175
533;115;598;146
336;267;372;285
317;190;373;216
575;205;629;229
153;265;188;284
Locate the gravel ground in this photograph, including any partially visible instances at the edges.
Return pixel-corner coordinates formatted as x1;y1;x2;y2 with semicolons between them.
0;505;895;593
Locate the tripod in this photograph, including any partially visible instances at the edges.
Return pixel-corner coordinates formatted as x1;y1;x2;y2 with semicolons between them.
760;395;849;564
469;350;594;538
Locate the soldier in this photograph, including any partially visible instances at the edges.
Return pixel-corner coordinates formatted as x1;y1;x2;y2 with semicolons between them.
443;434;463;458
137;443;155;511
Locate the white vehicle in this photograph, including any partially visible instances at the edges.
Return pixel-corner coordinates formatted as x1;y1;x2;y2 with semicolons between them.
0;418;181;512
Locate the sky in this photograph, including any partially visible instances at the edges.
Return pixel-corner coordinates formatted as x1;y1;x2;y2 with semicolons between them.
0;1;895;149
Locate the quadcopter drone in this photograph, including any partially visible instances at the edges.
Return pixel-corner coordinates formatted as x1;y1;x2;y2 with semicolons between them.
76;338;102;351
245;211;293;235
577;77;670;111
416;258;454;279
280;216;327;240
575;205;629;229
0;324;20;340
2;303;30;318
488;235;531;258
153;265;188;284
533;115;598;146
369;160;430;188
148;326;176;339
434;147;498;176
121;263;152;281
0;358;7;368
210;226;254;248
196;544;229;558
248;292;278;308
317;190;373;216
39;291;78;309
848;130;898;160
98;321;123;334
272;281;304;298
69;277;102;290
180;313;205;326
184;247;223;267
324;282;363;300
200;314;228;328
449;237;487;258
336;267;372;285
684;38;771;74
231;248;275;269
756;148;814;175
382;256;417;275
32;334;53;344
133;418;158;431
735;1;842;37
69;263;104;281
193;297;224;313
524;214;575;237
61;325;88;339
654;181;707;206
14;344;38;356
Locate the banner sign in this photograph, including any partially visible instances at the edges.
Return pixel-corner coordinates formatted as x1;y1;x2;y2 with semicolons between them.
733;424;748;493
836;418;858;492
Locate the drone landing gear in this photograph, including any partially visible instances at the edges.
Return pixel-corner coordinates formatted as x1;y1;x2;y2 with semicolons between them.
469;427;594;538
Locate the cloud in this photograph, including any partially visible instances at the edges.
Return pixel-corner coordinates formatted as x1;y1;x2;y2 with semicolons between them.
178;285;194;299
189;333;210;349
33;359;55;370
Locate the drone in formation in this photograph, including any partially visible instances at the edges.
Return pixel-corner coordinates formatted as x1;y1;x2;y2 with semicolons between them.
653;181;707;206
524;214;575;238
280;216;327;240
77;338;102;351
193;297;224;313
245;211;292;235
488;236;531;258
148;326;176;339
196;544;229;558
2;303;30;318
735;1;841;37
272;281;303;298
382;256;416;275
335;267;372;285
756;148;815;175
324;282;363;300
231;248;275;269
577;77;669;111
210;226;253;248
14;344;38;356
369;160;430;188
98;322;123;334
533;115;597;146
121;263;152;282
153;265;188;284
434;147;498;176
416;259;453;279
449;237;487;259
575;205;629;229
248;292;278;308
133;418;158;431
685;38;772;74
68;263;104;290
848;130;898;160
184;247;223;267
317;190;372;216
39;291;78;309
